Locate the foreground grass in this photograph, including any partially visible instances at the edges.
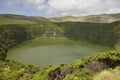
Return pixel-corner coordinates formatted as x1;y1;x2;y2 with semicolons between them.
93;67;120;80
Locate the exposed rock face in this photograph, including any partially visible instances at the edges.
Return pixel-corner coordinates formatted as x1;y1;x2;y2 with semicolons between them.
48;67;73;80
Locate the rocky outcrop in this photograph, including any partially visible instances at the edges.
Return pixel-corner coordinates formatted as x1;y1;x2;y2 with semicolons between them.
48;67;73;80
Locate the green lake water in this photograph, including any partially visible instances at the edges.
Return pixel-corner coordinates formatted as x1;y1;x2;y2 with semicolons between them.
6;38;110;67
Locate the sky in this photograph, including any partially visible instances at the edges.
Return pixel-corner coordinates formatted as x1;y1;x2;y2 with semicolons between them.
0;0;120;17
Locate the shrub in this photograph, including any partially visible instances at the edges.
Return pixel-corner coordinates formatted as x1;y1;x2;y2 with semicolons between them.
86;61;107;72
93;67;120;80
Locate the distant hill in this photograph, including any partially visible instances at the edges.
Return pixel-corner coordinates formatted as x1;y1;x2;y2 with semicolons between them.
49;13;120;23
0;14;51;24
1;13;120;24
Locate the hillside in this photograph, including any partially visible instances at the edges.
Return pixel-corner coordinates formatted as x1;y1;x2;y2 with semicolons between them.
0;13;120;80
0;14;51;24
55;21;120;47
1;13;120;24
49;13;120;23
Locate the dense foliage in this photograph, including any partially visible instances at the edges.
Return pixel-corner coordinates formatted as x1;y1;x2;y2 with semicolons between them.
0;23;64;60
0;25;32;60
55;21;120;47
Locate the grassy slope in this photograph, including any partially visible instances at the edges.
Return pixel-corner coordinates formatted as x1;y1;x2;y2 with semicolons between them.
0;14;51;24
49;13;120;23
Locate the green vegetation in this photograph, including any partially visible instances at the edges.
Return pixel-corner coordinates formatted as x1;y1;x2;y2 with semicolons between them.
0;14;51;24
55;21;120;47
0;15;64;60
93;67;120;80
1;50;120;80
0;24;31;60
0;14;120;80
49;13;120;23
